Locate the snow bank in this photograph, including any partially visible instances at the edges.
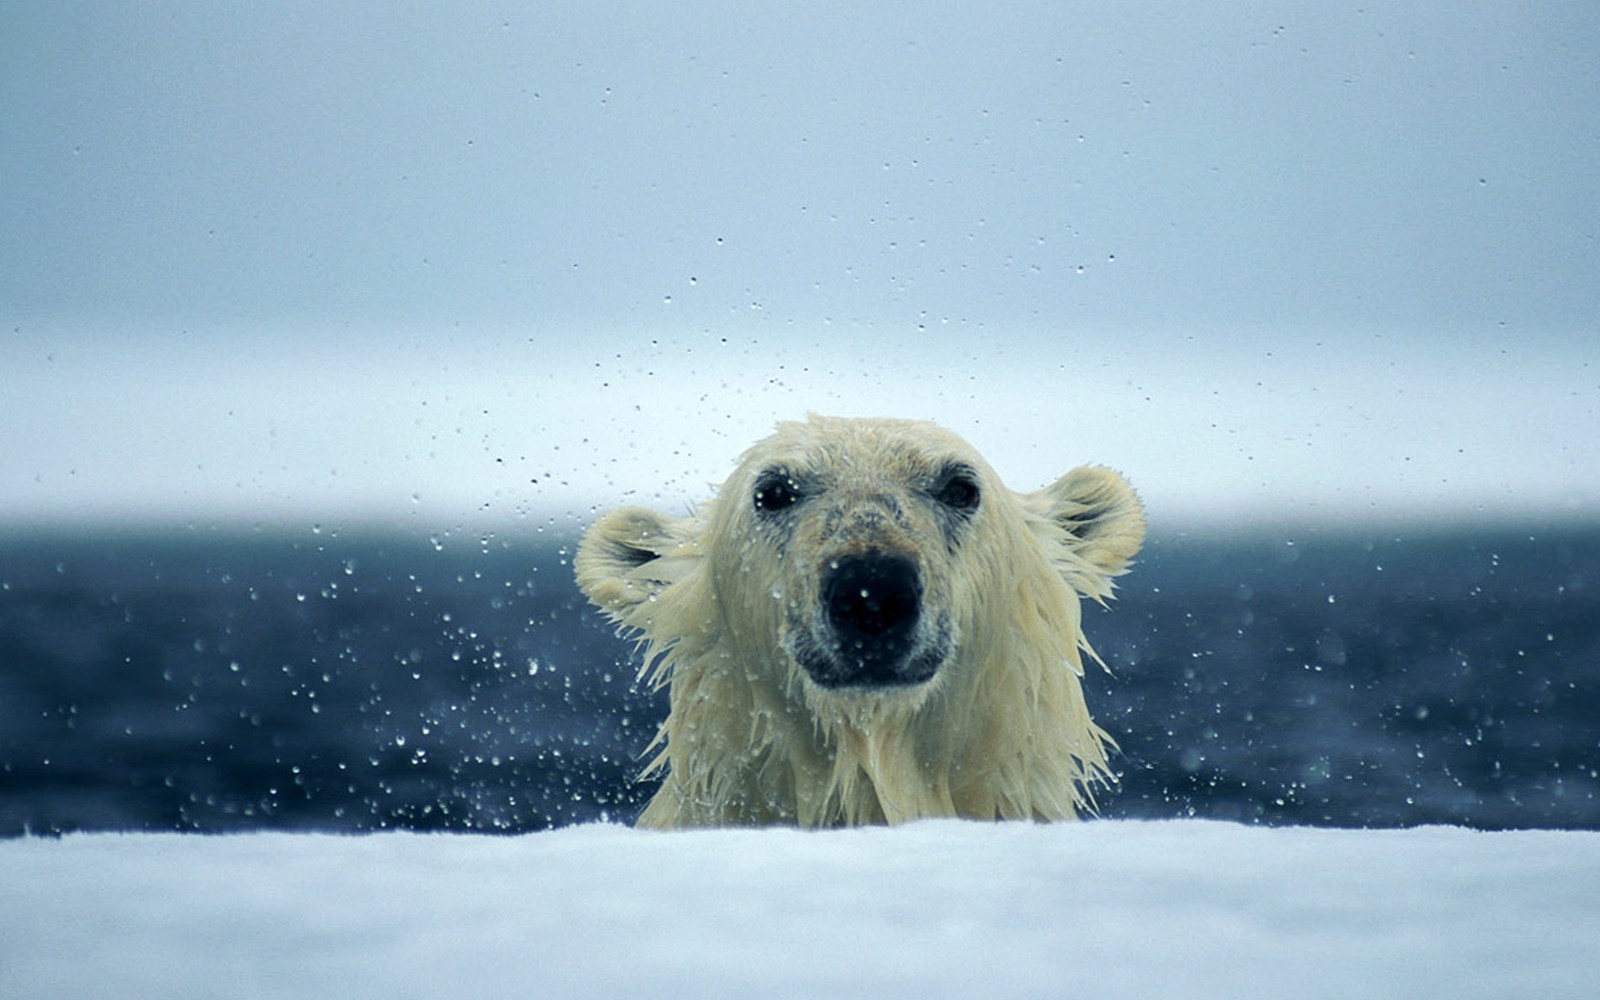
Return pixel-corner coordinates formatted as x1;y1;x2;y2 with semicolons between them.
2;820;1594;999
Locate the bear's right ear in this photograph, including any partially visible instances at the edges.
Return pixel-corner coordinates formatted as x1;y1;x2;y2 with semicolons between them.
575;506;704;619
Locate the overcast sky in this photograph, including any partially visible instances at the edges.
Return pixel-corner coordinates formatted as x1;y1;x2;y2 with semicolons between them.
3;2;1596;532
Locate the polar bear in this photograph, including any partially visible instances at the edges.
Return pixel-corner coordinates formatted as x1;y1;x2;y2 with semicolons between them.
576;414;1144;828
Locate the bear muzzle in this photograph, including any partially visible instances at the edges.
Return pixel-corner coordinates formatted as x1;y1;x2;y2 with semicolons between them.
790;550;950;690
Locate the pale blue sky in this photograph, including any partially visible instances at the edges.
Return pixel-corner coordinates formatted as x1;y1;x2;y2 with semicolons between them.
2;2;1596;529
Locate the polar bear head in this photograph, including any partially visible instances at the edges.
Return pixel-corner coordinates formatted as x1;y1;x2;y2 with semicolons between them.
576;414;1144;827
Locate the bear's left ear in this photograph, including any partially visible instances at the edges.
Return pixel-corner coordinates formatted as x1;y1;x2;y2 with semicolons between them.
1024;465;1146;599
575;506;704;620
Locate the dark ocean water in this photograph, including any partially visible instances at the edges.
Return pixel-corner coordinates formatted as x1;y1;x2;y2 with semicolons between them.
2;524;1596;836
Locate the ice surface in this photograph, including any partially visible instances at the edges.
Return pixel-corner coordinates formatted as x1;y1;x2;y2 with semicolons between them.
2;820;1595;999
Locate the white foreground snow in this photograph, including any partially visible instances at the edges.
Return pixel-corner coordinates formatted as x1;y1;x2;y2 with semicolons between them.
2;820;1595;999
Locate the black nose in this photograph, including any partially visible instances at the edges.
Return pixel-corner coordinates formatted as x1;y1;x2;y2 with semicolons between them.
822;551;922;674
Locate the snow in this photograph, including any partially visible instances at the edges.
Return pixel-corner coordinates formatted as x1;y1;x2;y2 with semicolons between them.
2;820;1595;999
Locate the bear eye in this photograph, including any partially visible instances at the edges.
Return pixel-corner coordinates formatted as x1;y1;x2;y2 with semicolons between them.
753;471;803;514
932;467;981;514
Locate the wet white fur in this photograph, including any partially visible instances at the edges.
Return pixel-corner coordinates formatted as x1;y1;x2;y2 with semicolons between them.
576;415;1144;828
